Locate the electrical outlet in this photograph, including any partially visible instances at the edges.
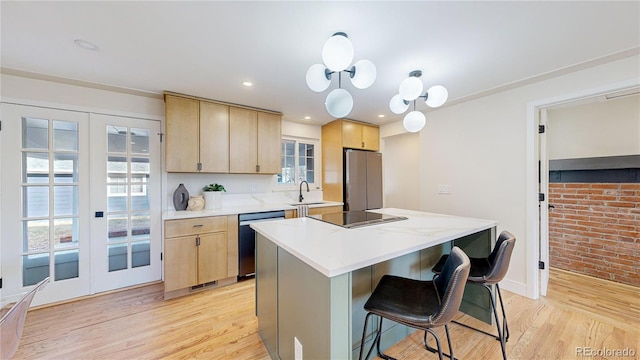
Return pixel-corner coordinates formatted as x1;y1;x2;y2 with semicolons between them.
294;337;303;360
438;184;452;195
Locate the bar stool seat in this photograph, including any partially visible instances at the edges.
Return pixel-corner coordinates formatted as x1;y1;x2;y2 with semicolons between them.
432;230;516;360
358;247;470;360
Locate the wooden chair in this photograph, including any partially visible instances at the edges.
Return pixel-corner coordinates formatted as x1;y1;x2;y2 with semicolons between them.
1;277;49;359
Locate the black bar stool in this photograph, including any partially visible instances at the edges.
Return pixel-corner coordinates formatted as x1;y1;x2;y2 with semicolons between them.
431;230;516;360
358;247;471;360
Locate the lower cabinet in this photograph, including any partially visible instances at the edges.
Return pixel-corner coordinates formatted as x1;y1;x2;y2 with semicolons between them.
289;205;343;218
163;215;238;298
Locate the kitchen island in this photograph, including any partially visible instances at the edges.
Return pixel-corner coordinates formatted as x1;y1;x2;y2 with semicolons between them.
251;208;498;360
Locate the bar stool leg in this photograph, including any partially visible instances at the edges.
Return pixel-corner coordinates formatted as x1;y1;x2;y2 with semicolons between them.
496;283;510;341
487;285;507;360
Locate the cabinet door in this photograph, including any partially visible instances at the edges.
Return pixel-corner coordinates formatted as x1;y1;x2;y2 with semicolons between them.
361;124;380;151
164;236;198;292
229;107;258;173
165;96;200;172
200;102;229;173
257;112;282;174
309;206;343;216
341;120;362;149
198;232;228;284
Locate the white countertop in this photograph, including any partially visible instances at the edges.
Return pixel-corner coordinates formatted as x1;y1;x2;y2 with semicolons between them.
251;208;498;278
163;201;343;220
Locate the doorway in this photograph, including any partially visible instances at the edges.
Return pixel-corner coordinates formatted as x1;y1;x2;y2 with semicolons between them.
530;85;639;298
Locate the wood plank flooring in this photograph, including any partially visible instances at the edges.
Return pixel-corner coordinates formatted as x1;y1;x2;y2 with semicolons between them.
12;268;639;359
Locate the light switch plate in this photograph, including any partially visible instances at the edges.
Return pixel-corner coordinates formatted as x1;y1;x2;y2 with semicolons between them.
438;184;452;195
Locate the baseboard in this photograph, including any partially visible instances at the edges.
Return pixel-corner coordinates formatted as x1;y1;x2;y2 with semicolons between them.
499;278;527;297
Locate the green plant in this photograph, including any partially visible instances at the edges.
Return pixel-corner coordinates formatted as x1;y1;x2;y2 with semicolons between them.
203;183;226;192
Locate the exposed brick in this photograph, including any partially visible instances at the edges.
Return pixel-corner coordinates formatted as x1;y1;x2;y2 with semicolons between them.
549;181;639;287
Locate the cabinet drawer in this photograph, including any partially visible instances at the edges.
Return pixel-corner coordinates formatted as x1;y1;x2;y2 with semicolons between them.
165;216;227;238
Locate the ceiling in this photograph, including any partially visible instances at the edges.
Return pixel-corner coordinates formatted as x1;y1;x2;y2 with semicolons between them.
1;1;639;126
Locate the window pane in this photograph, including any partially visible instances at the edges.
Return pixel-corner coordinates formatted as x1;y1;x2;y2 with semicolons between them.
54;217;79;249
131;128;150;154
131;157;149;178
23;254;49;286
108;215;128;243
53;120;78;151
132;240;150;268
54;186;78;216
54;153;78;183
108;244;128;272
23;152;49;183
23;219;49;252
107;156;127;178
108;186;128;212
22;117;48;150
107;126;128;153
131;183;149;211
24;186;49;217
55;250;79;281
132;213;150;241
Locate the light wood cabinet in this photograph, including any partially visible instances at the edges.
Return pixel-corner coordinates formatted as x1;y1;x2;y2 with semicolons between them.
164;95;230;173
322;119;380;202
341;119;379;151
164;215;237;297
229;108;282;174
164;92;281;174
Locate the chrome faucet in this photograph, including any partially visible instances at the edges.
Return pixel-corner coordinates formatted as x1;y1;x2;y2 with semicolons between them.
299;180;309;202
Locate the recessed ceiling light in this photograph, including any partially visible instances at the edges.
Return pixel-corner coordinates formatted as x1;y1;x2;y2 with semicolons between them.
242;81;253;87
74;39;99;51
304;116;311;120
378;114;385;118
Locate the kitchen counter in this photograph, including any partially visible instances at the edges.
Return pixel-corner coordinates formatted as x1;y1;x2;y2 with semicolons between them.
251;208;497;277
253;208;498;359
162;201;342;220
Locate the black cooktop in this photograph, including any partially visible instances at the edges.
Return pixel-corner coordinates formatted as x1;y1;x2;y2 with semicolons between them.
309;210;408;229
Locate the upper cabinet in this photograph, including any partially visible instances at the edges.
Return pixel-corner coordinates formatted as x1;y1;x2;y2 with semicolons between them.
341;119;380;151
229;108;282;174
164;92;281;174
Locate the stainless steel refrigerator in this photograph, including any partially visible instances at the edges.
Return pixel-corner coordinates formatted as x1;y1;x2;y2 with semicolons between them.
344;149;383;211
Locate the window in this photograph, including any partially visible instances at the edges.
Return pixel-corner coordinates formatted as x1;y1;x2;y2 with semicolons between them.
278;138;318;186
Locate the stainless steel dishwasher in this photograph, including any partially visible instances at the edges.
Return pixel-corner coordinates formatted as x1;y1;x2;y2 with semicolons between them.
238;210;286;280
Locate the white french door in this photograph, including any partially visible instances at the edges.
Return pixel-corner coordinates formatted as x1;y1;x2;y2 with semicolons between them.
89;114;161;293
1;104;162;306
1;104;91;305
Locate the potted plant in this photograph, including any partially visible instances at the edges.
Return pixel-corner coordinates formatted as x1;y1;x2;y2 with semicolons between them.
203;183;226;210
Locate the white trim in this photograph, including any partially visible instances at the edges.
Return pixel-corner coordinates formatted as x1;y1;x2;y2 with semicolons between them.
525;78;639;300
499;278;527;296
0;96;164;122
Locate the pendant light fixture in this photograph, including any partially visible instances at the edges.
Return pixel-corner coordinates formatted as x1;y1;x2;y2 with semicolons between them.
306;32;376;118
389;70;449;132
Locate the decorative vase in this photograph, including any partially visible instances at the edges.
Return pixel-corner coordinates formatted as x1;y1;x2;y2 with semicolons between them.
187;195;205;211
173;183;189;211
203;191;222;210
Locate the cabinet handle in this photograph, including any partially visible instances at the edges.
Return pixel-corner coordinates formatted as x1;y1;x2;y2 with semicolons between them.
197;162;202;171
256;164;260;173
193;224;203;228
196;236;201;246
362;141;365;148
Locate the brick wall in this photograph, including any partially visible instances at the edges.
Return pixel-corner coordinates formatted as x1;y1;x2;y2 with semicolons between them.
548;183;639;286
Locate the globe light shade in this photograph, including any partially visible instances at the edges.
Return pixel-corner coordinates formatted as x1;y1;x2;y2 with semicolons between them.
389;94;410;114
425;85;449;108
325;88;353;118
350;59;376;89
403;111;426;133
399;76;423;101
322;34;354;72
306;64;331;92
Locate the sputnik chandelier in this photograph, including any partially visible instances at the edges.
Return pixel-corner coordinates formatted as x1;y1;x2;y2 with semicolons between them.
389;70;448;132
306;32;376;118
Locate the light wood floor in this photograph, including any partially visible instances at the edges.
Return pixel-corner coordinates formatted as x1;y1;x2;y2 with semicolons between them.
13;268;639;359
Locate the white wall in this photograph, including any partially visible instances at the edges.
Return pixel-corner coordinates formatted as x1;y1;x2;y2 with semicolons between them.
402;55;639;297
382;133;420;210
547;94;640;159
